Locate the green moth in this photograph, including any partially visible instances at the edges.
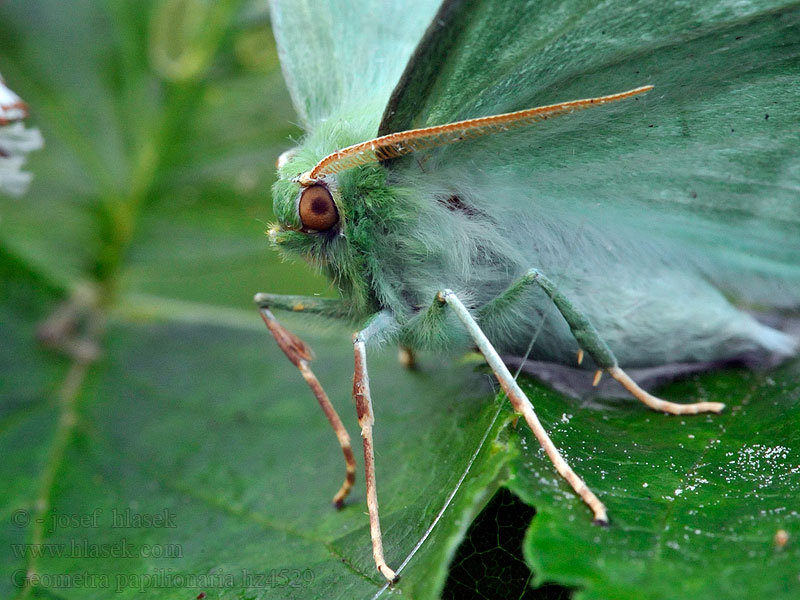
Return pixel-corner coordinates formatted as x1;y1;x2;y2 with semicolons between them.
259;0;800;582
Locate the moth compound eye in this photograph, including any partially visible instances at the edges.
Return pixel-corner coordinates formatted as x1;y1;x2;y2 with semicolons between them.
299;184;339;231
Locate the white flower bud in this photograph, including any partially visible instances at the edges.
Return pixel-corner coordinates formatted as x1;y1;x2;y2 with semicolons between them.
0;74;43;196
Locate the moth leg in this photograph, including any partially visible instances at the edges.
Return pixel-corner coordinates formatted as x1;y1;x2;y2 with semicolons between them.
255;292;351;319
437;290;608;525
481;269;725;415
353;312;399;583
398;345;417;369
256;295;356;508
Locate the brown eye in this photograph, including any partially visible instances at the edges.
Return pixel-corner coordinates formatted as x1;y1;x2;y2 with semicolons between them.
298;184;339;231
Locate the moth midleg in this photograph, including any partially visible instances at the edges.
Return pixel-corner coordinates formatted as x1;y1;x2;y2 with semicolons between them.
438;289;609;525
481;269;725;415
256;297;356;508
398;345;417;369
352;312;399;583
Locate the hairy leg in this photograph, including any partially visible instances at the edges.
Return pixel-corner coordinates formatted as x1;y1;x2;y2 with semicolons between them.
479;269;725;415
436;290;608;524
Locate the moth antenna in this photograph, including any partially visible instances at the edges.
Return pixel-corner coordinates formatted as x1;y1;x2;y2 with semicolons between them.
298;85;653;185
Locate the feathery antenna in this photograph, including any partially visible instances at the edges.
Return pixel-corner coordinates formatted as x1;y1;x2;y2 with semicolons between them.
297;85;653;185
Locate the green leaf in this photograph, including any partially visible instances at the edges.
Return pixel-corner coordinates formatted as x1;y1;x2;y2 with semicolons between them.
506;362;800;600
2;249;512;599
1;1;798;600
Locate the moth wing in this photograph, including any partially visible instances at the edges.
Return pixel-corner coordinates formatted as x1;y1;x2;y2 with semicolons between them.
269;0;441;131
381;1;800;309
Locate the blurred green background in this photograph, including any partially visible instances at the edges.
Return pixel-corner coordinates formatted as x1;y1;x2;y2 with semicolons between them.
1;0;329;315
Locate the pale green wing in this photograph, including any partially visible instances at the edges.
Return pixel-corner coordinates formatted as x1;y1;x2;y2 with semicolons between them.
269;0;441;131
380;0;800;308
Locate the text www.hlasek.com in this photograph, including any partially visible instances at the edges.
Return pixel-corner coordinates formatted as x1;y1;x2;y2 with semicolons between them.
11;538;183;559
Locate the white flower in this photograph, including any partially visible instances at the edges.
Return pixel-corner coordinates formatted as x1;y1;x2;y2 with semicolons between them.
0;76;27;124
0;74;43;196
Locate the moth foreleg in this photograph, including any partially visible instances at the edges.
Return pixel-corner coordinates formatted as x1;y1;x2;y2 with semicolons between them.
256;297;356;508
352;312;399;583
255;292;351;319
482;269;725;415
437;290;608;525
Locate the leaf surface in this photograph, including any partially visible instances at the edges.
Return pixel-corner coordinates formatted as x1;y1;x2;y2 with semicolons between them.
508;367;800;600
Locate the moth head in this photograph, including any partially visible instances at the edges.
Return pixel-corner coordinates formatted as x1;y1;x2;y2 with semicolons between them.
268;142;351;270
268;85;656;239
